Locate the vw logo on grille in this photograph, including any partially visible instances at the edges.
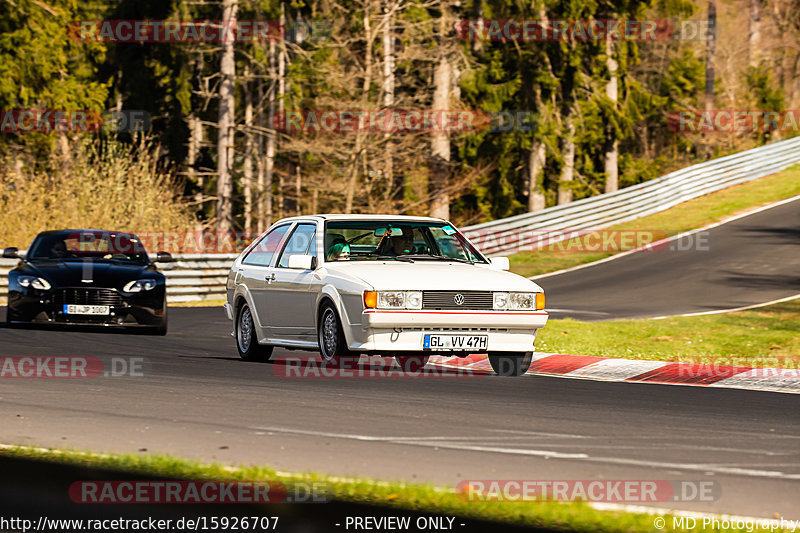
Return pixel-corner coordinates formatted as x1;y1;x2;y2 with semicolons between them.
453;293;465;306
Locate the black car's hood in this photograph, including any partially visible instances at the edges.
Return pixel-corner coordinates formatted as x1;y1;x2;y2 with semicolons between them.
18;260;160;289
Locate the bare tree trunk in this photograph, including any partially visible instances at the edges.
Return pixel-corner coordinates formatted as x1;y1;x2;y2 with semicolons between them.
295;163;302;215
382;0;395;205
702;0;716;158
276;3;286;219
243;65;254;234
114;69;123;113
263;32;279;229
603;39;619;194
557;112;575;205
429;13;451;220
188;113;203;215
256;75;266;232
704;0;716;113
216;0;238;233
748;0;761;67
471;0;483;55
345;3;374;213
528;140;546;211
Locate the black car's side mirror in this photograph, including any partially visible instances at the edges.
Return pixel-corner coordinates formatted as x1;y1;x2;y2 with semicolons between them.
155;251;173;263
2;247;20;259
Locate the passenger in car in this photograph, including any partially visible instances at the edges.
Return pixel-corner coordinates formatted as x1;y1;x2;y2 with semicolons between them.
327;242;350;261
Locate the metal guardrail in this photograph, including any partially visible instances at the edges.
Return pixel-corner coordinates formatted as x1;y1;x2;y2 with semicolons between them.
1;137;799;304
461;136;800;255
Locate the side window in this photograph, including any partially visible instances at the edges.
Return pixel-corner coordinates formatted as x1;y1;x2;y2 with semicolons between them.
277;224;317;268
241;224;290;267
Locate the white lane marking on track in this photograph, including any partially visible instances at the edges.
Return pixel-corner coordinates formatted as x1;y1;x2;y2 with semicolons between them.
651;293;800;319
490;429;589;438
250;426;588;459
250;426;800;480
589;502;786;522
544;308;612;316
530;193;800;281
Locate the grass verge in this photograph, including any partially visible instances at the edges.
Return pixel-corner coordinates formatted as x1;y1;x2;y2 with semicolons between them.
0;444;775;532
535;297;800;368
510;165;800;278
169;299;227;308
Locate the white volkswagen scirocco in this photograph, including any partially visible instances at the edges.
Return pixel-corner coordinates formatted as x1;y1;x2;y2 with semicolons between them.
224;215;547;376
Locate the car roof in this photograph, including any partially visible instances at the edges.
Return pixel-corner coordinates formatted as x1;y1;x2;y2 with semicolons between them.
277;214;448;223
35;229;138;237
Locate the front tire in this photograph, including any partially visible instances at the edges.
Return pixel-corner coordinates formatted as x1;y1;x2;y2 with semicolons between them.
318;302;359;368
488;352;533;377
151;302;168;336
236;302;274;362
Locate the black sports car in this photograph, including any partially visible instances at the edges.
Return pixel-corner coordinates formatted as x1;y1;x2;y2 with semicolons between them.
3;229;172;334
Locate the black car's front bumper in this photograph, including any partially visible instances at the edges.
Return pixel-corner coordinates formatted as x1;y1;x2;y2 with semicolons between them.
6;287;166;328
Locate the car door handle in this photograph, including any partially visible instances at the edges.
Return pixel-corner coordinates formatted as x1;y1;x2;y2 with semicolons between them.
265;273;276;284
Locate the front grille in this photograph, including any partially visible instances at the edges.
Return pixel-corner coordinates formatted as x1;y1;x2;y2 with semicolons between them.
422;290;493;310
54;288;124;306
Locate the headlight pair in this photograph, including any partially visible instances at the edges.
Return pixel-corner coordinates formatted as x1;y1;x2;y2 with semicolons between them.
363;290;422;310
123;279;158;293
494;292;545;310
17;275;51;290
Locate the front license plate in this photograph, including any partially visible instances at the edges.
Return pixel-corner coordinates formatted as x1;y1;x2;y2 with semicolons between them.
63;304;110;315
423;334;488;351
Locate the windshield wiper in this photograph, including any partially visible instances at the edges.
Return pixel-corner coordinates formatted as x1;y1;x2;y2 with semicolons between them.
372;254;415;263
403;254;473;264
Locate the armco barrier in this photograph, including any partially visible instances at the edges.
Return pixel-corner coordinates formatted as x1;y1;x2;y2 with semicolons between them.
461;136;800;255
1;136;799;304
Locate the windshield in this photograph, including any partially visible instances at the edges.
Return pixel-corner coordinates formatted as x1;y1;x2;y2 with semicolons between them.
324;220;486;263
28;230;150;264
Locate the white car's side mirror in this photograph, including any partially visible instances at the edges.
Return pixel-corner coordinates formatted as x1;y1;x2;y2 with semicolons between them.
489;257;510;271
288;254;315;270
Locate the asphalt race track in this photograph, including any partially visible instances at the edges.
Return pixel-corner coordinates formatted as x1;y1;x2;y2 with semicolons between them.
537;196;800;320
1;199;800;520
1;305;799;519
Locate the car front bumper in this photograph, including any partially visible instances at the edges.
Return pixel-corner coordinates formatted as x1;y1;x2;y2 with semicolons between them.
349;309;548;353
6;290;165;328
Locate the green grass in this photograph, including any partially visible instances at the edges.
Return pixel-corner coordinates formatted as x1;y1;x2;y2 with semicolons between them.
0;444;778;533
510;165;800;278
535;297;800;368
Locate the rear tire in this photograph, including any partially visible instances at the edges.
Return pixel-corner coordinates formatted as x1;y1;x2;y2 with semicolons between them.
488;352;533;377
236;302;274;362
394;354;430;372
318;301;360;369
